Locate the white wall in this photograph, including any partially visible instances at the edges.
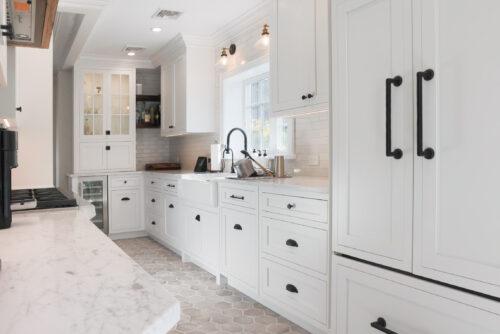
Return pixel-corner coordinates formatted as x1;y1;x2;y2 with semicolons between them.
12;44;54;189
54;70;73;191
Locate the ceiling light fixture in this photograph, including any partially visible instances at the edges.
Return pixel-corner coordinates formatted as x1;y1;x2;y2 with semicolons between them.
216;44;236;68
127;51;135;56
255;24;270;49
151;27;162;32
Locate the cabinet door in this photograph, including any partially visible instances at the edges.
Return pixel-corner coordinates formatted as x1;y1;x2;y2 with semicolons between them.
184;206;203;257
201;209;219;270
81;72;106;139
161;63;175;135
106;141;135;171
0;0;7;87
222;208;258;290
165;195;183;249
109;72;134;139
413;0;500;297
79;142;106;172
173;56;187;133
271;0;315;114
110;189;141;233
332;0;414;271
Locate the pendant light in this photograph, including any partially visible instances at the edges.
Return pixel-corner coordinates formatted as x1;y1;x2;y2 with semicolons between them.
255;24;270;49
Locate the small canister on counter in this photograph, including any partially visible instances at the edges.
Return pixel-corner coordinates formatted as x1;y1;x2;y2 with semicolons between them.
274;155;285;178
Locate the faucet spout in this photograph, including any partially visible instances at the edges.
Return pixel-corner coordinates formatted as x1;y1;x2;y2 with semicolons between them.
225;127;248;153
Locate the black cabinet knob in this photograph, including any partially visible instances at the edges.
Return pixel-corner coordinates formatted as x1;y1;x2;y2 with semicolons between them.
301;95;307;100
124;180;127;184
307;93;314;99
286;203;296;210
151;198;156;203
106;130;110;135
169;125;174;129
105;146;110;151
151;221;156;225
195;214;201;222
285;284;298;293
169;204;174;208
16;107;22;112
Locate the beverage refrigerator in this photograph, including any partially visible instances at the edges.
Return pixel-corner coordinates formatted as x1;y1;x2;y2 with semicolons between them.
78;176;108;234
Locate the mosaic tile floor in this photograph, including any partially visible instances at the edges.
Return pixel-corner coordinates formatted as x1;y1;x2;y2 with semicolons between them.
115;237;310;334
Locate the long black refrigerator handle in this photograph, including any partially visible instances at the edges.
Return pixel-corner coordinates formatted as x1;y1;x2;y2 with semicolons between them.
416;69;435;159
386;76;403;159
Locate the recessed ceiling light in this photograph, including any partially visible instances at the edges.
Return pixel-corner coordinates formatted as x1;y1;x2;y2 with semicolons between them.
127;51;135;56
151;27;162;32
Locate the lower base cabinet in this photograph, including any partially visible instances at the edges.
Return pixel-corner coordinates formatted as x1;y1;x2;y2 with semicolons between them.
109;189;141;233
184;204;219;272
333;256;500;334
222;207;258;293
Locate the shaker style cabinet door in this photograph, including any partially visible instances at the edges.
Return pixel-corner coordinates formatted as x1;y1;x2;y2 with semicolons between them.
332;0;414;271
413;0;500;297
271;0;328;117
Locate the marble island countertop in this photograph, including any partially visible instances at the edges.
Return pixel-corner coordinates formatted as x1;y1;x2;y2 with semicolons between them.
0;205;180;334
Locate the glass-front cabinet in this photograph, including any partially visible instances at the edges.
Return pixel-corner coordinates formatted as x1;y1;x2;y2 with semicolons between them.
79;70;134;140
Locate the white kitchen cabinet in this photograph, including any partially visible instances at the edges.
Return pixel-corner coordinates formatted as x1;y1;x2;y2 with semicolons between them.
79;143;106;172
270;0;329;117
164;194;183;250
333;256;500;334
109;189;142;233
332;0;414;271
184;204;219;274
158;35;215;137
222;207;258;293
0;0;7;87
412;0;500;297
332;0;500;297
73;66;136;173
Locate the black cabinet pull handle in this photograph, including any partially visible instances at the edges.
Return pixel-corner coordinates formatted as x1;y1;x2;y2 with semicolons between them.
195;214;201;222
151;221;156;225
385;76;403;160
307;93;314;99
169;204;174;208
286;239;298;247
2;31;13;39
151;181;155;184
121;197;130;201
124;180;127;184
16;106;22;112
285;284;298;293
286;203;296;210
233;224;243;230
167;184;176;188
105;146;110;151
169;125;174;129
151;198;155;203
230;195;244;200
416;69;435;160
371;318;398;334
301;95;307;100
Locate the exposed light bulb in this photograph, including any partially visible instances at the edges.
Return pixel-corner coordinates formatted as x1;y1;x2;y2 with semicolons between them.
255;24;270;50
220;55;228;66
151;27;162;32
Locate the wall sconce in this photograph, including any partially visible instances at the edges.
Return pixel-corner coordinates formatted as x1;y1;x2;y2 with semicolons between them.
217;44;236;67
255;24;270;49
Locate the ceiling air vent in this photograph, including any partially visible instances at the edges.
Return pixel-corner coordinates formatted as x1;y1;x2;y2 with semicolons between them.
152;9;183;20
122;45;146;54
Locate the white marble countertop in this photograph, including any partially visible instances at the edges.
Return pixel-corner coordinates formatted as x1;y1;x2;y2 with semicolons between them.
0;205;180;334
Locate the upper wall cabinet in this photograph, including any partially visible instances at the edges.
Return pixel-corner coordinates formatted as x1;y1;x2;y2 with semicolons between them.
270;0;329;117
0;0;8;87
73;66;136;173
155;35;215;137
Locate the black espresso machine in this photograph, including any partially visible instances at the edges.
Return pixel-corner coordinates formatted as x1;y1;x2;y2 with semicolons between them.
0;128;18;229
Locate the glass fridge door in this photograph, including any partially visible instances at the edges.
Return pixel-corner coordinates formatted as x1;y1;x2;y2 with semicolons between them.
81;177;108;234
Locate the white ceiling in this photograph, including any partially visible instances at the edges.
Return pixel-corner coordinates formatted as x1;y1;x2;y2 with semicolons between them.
81;0;267;60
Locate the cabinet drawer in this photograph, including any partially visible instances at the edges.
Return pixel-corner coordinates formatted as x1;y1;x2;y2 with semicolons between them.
110;189;141;233
335;259;500;334
144;175;162;189
145;190;164;216
261;217;328;274
261;258;328;325
110;175;140;189
261;192;328;223
221;185;258;209
162;179;178;194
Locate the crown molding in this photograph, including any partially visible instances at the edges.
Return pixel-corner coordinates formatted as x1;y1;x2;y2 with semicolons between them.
76;55;155;69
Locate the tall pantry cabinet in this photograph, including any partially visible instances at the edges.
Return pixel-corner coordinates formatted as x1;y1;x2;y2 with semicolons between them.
73;66;136;173
332;0;500;300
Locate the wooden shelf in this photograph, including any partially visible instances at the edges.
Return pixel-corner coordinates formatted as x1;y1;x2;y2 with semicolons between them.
136;123;160;129
136;95;161;102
